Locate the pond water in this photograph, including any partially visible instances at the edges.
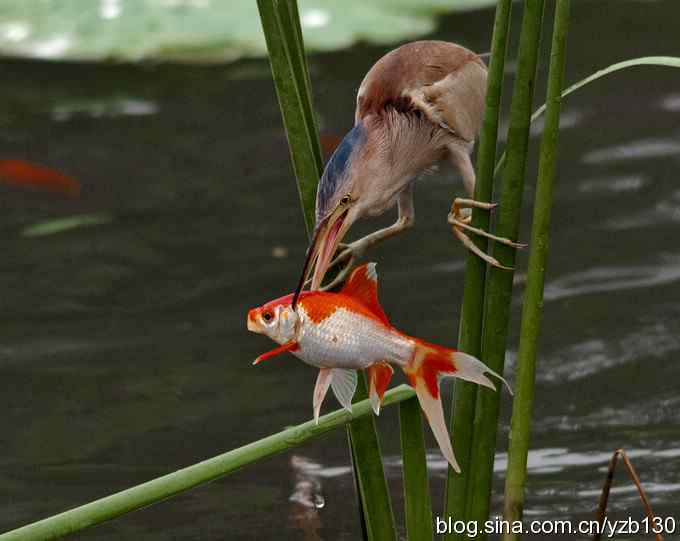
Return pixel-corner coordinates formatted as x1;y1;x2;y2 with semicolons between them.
1;1;679;539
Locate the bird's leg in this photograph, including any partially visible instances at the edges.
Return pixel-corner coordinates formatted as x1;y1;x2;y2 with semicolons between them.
447;145;525;269
320;187;415;291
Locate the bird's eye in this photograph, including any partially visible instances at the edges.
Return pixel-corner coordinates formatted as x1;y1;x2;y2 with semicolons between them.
340;194;352;205
262;311;273;322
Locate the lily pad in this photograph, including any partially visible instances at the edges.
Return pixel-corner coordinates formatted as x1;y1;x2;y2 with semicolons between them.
0;0;496;63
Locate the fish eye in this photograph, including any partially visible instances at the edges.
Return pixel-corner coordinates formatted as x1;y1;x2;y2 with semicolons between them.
340;193;352;205
262;311;273;323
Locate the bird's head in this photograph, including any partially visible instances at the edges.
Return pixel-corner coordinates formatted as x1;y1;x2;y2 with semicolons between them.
293;123;368;307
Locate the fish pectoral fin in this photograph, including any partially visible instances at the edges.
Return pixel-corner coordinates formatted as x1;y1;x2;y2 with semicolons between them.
313;368;334;425
330;369;357;413
367;361;394;415
252;341;299;365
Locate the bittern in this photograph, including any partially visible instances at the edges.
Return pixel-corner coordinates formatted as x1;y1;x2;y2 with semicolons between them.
292;40;523;307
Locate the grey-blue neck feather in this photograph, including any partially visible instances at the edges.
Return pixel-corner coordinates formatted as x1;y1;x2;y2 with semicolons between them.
315;122;366;224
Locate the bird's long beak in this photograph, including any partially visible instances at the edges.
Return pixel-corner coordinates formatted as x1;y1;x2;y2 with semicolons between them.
292;206;350;309
312;206;350;290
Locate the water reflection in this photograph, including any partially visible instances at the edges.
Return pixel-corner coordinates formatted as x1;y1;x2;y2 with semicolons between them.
289;455;325;541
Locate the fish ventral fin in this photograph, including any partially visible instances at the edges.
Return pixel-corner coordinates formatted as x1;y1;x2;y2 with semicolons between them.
330;368;357;413
367;361;394;415
340;262;389;325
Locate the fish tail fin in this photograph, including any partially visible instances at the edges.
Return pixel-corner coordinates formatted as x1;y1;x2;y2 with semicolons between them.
451;350;513;396
404;341;512;473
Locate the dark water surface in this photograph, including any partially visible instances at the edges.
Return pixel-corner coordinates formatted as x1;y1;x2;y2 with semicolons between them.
2;1;680;539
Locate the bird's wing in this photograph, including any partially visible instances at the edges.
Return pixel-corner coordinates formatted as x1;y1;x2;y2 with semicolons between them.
355;40;487;142
414;60;487;142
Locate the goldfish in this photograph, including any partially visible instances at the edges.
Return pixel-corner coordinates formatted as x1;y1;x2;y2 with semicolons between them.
0;159;81;197
247;263;510;472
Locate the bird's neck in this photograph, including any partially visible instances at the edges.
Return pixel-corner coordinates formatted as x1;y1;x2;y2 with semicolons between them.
365;111;451;179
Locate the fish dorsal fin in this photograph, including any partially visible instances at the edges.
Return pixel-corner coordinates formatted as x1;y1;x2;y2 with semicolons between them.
340;263;389;324
330;369;357;412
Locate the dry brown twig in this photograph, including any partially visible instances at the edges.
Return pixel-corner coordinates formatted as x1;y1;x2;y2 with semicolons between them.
593;448;663;541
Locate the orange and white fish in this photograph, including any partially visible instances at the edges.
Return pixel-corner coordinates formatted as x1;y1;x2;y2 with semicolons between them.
247;263;510;472
0;159;81;197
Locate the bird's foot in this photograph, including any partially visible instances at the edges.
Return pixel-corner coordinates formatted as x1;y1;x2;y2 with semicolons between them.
318;239;370;291
448;197;526;270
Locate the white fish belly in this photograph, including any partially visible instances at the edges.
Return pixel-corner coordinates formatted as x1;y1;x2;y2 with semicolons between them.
297;308;413;370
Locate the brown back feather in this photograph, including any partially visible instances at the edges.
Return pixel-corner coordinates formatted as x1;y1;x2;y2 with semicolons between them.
355;41;487;141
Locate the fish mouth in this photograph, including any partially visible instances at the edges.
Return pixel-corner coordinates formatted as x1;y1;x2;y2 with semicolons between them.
292;208;349;308
247;309;262;333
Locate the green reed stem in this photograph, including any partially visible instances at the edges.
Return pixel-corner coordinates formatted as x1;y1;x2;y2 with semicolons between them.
502;3;570;538
349;373;398;541
257;3;397;539
444;2;513;534
464;1;546;536
400;397;434;541
257;0;323;234
0;386;415;541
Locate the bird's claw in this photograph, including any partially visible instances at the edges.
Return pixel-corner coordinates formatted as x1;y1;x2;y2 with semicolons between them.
321;252;356;291
327;243;354;268
319;241;367;291
449;197;526;270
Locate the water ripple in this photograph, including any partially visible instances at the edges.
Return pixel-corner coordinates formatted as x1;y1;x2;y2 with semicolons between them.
659;93;680;112
583;138;680;164
579;481;680;498
578;174;648;194
544;254;680;302
52;98;159;121
541;317;680;383
602;189;680;230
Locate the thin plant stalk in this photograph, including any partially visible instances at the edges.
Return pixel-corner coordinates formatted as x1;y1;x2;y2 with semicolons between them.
257;3;397;539
501;1;570;538
0;386;415;541
464;0;546;534
400;398;433;541
494;56;680;177
444;1;513;533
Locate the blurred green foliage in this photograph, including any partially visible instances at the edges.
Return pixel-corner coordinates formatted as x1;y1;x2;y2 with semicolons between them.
0;0;495;63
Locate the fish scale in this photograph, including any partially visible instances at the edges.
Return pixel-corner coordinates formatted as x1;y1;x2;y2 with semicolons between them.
297;306;414;370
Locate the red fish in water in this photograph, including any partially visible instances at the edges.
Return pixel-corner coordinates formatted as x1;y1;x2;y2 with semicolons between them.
0;159;81;197
247;263;510;472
